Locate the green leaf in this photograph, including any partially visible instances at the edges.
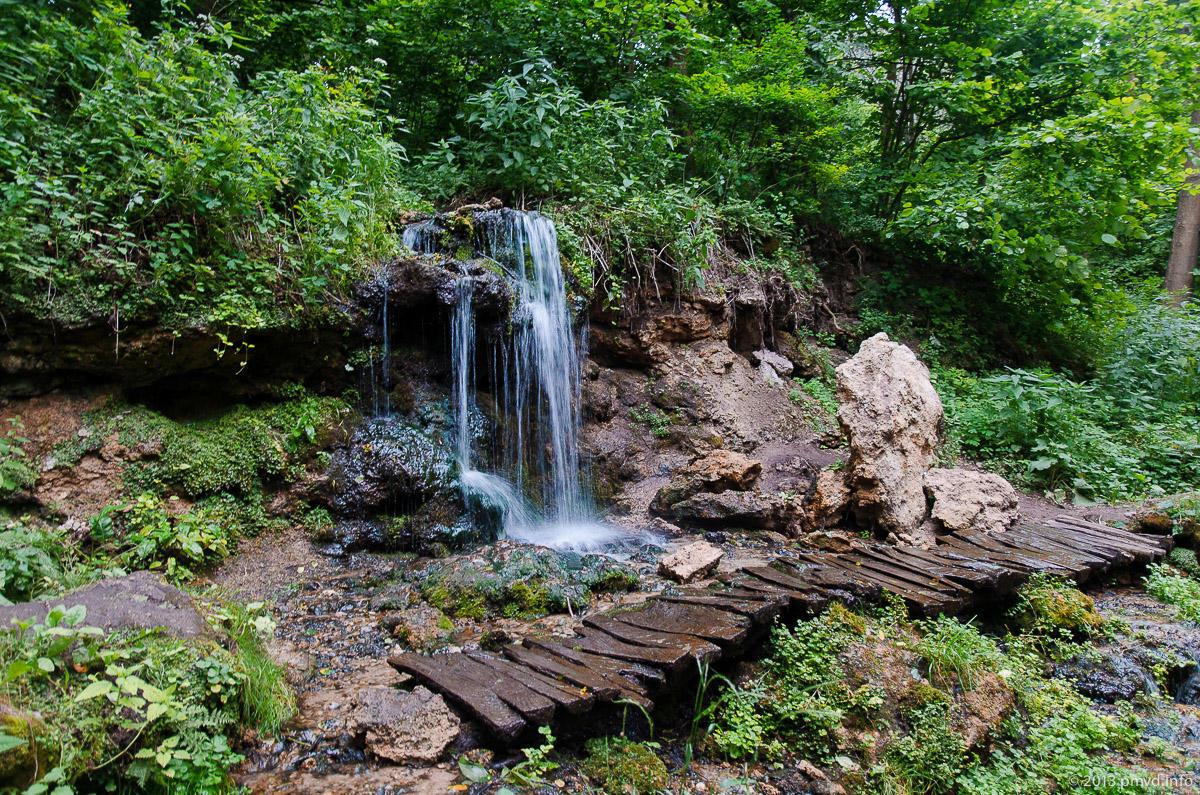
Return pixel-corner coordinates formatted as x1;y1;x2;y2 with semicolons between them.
1100;233;1118;246
0;732;26;754
75;680;114;701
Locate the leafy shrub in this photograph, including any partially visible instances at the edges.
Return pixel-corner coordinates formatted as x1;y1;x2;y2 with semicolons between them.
711;609;870;762
0;6;421;329
581;737;669;795
417;58;676;202
0;418;36;500
1144;564;1200;623
90;494;233;582
884;702;968;795
936;297;1200;502
0;522;63;605
0;601;287;793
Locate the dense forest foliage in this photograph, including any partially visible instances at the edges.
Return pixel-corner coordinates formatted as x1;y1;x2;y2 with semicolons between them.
1;0;1199;501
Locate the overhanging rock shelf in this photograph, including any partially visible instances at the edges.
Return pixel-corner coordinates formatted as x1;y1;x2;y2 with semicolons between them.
389;517;1171;742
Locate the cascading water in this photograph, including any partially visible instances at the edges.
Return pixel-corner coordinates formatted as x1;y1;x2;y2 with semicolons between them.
411;209;637;550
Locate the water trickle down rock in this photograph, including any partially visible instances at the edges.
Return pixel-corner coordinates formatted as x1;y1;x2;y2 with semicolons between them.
410;208;634;550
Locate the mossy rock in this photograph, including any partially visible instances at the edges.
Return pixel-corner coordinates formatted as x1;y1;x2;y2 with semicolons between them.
580;737;668;795
0;703;49;789
412;541;638;619
1012;575;1104;638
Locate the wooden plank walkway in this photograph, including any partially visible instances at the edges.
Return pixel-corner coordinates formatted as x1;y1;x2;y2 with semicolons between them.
388;517;1170;742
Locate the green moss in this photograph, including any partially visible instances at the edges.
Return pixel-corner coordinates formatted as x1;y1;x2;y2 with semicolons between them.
53;391;351;507
413;545;638;620
1010;574;1104;645
580;737;668;795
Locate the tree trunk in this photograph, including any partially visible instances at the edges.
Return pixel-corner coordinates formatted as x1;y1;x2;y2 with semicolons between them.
1166;107;1200;305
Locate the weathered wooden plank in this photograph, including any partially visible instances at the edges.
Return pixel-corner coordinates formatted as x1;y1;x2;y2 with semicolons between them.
1008;525;1127;570
525;637;665;691
1044;517;1170;561
717;576;837;613
388;653;527;741
504;644;623;700
793;555;967;614
466;653;594;715
611;601;752;647
583;614;722;662
655;592;783;624
871;546;1013;592
940;533;1074;578
572;627;693;671
835;551;974;595
779;559;885;600
444;654;557;723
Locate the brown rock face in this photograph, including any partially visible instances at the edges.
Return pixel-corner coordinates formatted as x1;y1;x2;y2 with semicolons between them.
924;468;1019;535
836;333;943;538
352;686;460;764
658;540;725;583
649;450;762;515
806;468;851;531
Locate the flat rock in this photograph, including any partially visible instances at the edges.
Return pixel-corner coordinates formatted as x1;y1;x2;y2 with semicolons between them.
650;450;763;515
925;467;1019;535
0;571;209;638
658;541;724;583
352;685;460;763
751;348;794;377
669;491;773;529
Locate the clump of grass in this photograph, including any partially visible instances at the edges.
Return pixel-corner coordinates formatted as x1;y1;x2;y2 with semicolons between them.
916;616;1003;690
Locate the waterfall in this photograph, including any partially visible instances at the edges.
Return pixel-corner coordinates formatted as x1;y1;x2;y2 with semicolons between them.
409;208;634;550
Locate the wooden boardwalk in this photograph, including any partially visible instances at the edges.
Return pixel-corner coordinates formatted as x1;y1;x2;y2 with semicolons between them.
389;517;1171;742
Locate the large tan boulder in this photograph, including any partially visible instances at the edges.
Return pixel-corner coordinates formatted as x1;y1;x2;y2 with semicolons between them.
925;468;1018;535
836;333;943;535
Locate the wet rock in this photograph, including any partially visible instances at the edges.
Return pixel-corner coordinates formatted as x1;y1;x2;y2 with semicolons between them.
0;571;209;638
669;491;774;529
410;541;638;619
649;450;762;515
352;685;460;764
924;467;1019;536
836;333;943;540
357;256;513;320
388;605;454;652
1055;649;1158;703
326;418;455;517
658;541;724;583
